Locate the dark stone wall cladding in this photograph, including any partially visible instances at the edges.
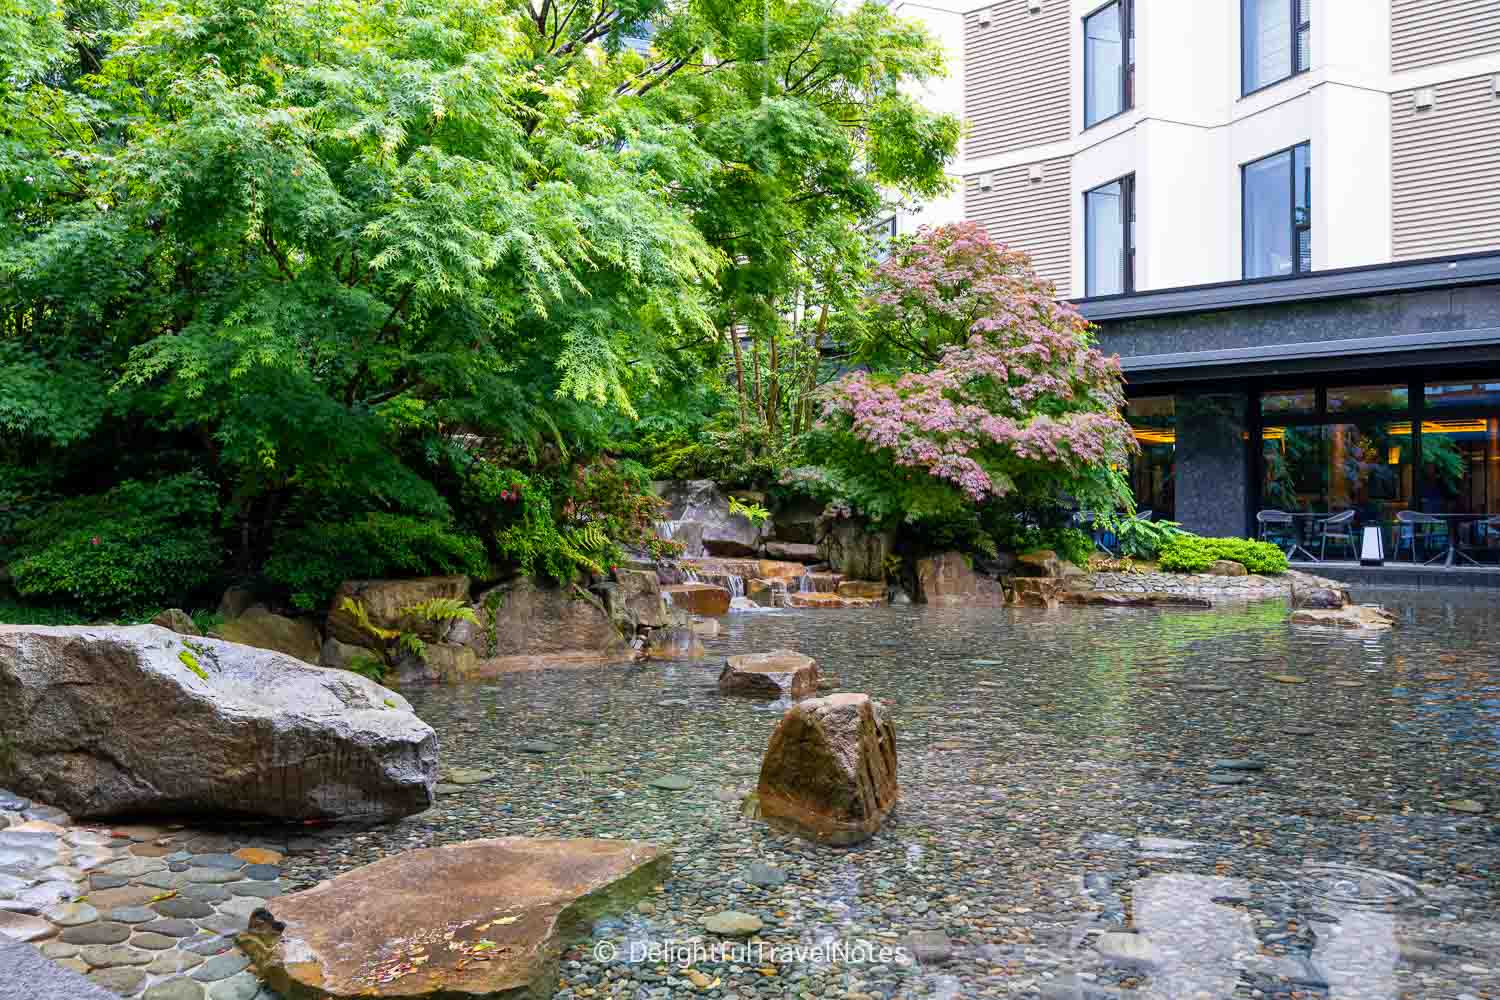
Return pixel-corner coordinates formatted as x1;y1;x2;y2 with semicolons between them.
1174;392;1248;538
1093;286;1500;359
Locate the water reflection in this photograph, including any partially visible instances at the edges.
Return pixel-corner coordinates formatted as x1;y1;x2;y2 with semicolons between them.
377;591;1499;1000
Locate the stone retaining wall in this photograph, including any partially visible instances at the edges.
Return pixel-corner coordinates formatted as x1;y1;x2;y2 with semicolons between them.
1082;569;1341;602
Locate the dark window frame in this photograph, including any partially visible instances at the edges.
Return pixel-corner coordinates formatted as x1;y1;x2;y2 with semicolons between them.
1241;141;1311;280
1083;0;1134;130
1241;0;1311;97
1084;172;1136;297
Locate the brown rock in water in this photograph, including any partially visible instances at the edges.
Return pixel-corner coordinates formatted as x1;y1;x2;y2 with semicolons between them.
1003;577;1063;608
762;541;821;563
642;626;705;661
1062;591;1213;608
1207;559;1248;577
0;625;435;821
662;583;731;616
218;608;321;665
392;642;479;685
746;578;779;607
217;586;259;621
836;580;886;601
1011;549;1064;578
719;650;819;700
756;693;898;845
239;838;667;1000
1290;605;1396;630
914;552;1005;607
817;517;894;581
326;576;472;649
149;608;201;636
465;578;628;662
1290;582;1351;610
608;568;670;629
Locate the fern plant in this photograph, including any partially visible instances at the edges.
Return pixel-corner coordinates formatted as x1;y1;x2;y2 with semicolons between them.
337;596;478;679
728;496;772;524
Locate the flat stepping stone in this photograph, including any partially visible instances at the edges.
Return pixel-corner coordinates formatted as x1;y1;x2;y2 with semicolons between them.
88;886;161;910
243;864;279;881
442;768;496;784
154;897;214;918
145;979;207;1000
184;868;242;884
188;855;244;871
184;934;236;956
131;932;179;950
207;972;260;1000
515;741;560;754
228;881;281;899
88;967;148;995
198;912;249;935
81;943;154;967
181;884;231;902
190;952;251;982
646;774;693;791
110;907;161;924
40;941;80;958
101;857;167;878
90;874;131;891
1268;674;1307;684
147;951;205;974
231;848;283;866
1209;772;1253;785
0;910;52;941
61;921;133;945
1211;759;1265;771
1333;680;1365;688
142;919;199;938
42;901;98;926
579;763;624;775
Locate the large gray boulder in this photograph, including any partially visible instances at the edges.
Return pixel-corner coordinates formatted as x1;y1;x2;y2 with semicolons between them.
655;480;768;557
0;626;437;821
819;516;894;581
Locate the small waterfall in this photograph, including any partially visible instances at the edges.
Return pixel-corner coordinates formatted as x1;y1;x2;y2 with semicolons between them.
799;572;815;593
726;575;745;599
684;566;701;583
662;590;676;608
770;578;789;608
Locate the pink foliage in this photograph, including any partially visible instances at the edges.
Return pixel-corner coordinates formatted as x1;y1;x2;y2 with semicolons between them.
825;222;1134;501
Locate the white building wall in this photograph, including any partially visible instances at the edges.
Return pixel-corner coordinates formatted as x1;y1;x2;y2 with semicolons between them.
894;0;1494;297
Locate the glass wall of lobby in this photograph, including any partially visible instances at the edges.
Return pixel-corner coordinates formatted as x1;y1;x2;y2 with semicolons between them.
1253;375;1500;562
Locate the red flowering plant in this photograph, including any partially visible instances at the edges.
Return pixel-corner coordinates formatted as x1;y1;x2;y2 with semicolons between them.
805;222;1136;527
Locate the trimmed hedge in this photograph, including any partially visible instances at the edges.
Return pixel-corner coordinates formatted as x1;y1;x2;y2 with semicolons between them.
1158;535;1288;575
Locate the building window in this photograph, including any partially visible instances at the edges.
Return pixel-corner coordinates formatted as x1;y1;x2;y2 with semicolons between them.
1084;0;1133;128
1085;174;1134;296
1242;142;1310;279
1242;0;1309;94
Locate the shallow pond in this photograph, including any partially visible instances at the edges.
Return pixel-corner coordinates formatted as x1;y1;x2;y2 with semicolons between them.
276;590;1499;1000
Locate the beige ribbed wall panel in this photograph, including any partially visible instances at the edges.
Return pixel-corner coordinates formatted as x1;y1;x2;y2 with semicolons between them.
964;157;1072;292
964;0;1072;158
1392;0;1500;72
1391;76;1500;259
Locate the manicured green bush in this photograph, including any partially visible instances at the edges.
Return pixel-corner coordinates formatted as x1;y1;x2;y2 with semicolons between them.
263;514;491;611
1158;535;1288;575
8;474;222;614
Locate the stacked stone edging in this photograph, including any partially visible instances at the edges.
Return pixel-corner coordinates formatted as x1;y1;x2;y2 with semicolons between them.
1081;568;1344;602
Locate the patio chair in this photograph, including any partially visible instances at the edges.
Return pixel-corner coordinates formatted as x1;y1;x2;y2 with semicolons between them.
1316;509;1357;561
1256;509;1296;552
1393;510;1447;563
1461;515;1500;564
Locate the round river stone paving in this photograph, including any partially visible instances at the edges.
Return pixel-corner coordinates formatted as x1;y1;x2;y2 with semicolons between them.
60;920;133;945
189;855;244;871
87;966;147;995
142;918;199;938
242;864;279;881
144;979;207;1000
190;951;250;982
154;897;214;919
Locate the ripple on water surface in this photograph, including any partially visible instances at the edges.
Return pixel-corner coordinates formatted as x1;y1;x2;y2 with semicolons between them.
282;591;1499;1000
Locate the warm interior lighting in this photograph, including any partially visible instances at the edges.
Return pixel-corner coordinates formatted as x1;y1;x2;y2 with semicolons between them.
1132;429;1175;445
1385;420;1491;435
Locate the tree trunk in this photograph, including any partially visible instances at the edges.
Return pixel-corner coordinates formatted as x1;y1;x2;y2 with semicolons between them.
767;328;781;438
726;319;748;426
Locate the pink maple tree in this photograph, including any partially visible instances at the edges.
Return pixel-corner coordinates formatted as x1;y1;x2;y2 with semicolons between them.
820;222;1135;507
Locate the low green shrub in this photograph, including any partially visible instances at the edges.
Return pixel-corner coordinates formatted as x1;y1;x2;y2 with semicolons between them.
263;513;490;610
1158;534;1288;575
8;474;222;614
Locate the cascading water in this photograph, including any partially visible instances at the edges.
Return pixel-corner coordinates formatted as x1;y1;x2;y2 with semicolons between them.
725;575;745;599
799;571;815;593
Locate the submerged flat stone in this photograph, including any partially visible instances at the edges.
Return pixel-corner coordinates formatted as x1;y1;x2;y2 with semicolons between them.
239;837;667;999
646;774;693;791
